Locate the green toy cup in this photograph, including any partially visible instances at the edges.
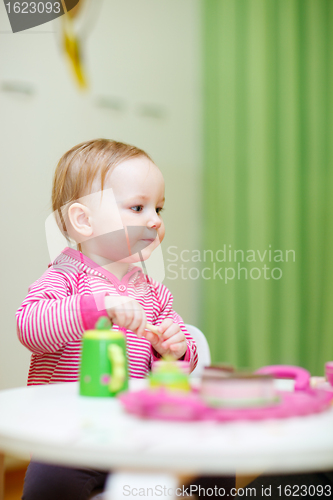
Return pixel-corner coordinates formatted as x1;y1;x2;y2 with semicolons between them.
79;317;128;397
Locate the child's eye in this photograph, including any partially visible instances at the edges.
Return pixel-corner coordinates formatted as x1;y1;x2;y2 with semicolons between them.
131;205;143;212
156;207;164;215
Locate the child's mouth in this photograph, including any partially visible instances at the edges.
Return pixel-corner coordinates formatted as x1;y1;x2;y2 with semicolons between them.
141;238;155;244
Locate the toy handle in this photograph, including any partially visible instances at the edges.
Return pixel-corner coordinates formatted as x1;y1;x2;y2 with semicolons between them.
255;365;310;391
107;344;126;393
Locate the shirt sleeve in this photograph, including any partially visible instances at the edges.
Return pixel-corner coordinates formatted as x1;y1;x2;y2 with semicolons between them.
16;267;109;355
148;279;198;373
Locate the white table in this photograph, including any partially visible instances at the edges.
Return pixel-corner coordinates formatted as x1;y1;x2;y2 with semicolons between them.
0;381;333;476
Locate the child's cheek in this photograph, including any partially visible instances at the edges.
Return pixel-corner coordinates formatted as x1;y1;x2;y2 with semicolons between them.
158;225;165;243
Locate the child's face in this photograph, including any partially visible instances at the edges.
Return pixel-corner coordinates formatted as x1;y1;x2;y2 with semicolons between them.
86;156;165;264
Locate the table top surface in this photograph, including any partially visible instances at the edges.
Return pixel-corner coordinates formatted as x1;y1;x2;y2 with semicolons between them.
0;381;333;475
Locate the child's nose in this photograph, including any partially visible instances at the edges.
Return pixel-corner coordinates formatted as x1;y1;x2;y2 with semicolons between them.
147;213;162;229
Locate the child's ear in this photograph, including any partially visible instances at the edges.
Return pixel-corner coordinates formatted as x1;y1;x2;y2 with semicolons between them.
68;203;93;239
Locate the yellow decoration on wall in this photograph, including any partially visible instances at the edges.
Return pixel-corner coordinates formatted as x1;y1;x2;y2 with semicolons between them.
58;0;102;90
61;13;87;89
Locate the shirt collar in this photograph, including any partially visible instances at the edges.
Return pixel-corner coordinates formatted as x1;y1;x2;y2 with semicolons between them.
59;247;144;286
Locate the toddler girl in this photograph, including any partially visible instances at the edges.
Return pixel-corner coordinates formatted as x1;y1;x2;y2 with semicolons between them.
16;138;198;500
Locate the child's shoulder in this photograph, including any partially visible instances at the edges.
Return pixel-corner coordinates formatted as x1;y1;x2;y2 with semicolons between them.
48;250;82;277
28;250;81;291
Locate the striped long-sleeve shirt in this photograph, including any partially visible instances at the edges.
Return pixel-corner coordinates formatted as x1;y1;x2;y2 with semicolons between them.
16;247;198;385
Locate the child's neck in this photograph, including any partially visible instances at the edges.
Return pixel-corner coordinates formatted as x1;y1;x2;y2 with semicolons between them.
79;248;130;281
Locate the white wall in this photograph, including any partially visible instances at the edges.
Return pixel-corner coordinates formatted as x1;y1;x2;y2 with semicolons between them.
0;0;202;389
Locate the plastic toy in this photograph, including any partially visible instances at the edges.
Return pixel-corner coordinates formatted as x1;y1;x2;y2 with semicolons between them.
149;358;191;393
79;316;128;397
119;365;333;422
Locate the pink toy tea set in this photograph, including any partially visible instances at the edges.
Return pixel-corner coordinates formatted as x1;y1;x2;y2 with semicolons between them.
119;361;333;423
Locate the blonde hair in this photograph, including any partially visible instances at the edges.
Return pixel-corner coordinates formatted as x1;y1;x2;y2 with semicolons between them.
52;138;152;246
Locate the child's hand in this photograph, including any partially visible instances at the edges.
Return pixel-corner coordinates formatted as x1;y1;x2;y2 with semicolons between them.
104;295;146;338
144;318;187;360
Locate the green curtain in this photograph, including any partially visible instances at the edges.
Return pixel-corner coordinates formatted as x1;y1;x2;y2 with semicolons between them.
201;0;333;375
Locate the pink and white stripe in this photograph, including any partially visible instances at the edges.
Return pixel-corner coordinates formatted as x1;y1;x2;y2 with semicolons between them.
16;247;198;385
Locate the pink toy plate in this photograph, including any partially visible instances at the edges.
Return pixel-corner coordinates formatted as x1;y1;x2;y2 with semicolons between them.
119;365;333;422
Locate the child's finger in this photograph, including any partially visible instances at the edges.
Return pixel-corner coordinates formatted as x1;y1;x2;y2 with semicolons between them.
128;308;145;336
169;340;187;358
135;310;147;338
161;331;185;349
169;340;187;350
160;322;180;341
108;298;145;332
138;313;147;338
157;318;173;334
143;330;159;345
111;309;126;327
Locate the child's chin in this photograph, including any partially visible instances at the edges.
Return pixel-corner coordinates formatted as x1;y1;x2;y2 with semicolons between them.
119;247;154;264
